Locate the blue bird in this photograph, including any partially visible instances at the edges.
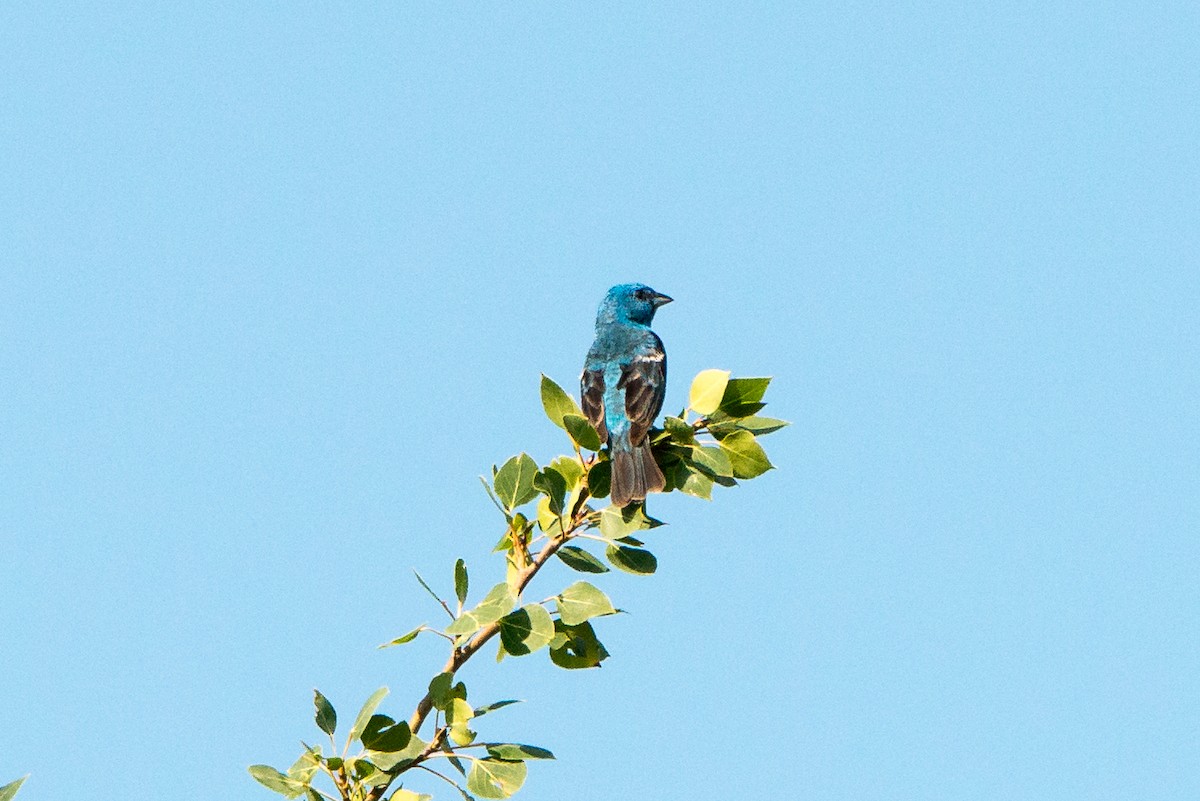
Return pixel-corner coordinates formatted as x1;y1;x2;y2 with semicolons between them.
581;283;673;507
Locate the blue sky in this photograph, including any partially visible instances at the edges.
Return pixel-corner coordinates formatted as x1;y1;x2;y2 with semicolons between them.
2;3;1197;799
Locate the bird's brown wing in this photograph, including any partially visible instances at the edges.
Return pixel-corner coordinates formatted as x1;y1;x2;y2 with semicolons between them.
580;367;608;442
617;344;666;446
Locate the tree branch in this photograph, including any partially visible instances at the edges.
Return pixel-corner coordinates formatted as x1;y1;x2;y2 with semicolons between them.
362;498;588;801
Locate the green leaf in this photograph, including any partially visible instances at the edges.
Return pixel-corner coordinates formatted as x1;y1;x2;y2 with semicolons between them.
427;672;458;709
0;777;28;801
306;789;323;801
549;620;610;669
549;455;585;488
598;504;660;539
663;415;696;444
688;369;730;415
718;376;771;417
556;545;610;573
379;626;424;648
679;470;714;500
444;749;468;776
349;687;389;744
493;453;539;510
367;732;427;772
735;415;789;435
535;495;564;535
658;453;689;493
455;559;469;607
473;699;522;717
498;604;556;656
413;570;449;610
723;401;766;417
446;582;516;636
605;544;657;575
467;758;528;799
556;581;616;625
587;459;610;498
563;413;603;451
352;758;390;787
313;690;337;737
485;743;556;761
718;429;774;478
688;445;733;477
361;714;412;752
540;374;584;430
287;749;321;783
249;765;306;798
533;467;568;515
493;529;513;553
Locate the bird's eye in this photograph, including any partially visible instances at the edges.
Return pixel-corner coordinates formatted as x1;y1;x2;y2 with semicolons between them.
636;289;650;299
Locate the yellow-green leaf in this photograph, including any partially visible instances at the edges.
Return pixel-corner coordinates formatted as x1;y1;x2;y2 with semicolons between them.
390;791;433;801
688;369;731;415
564;414;603;451
540;374;584;430
718;429;774;478
0;778;26;801
493;453;539;510
467;758;528;799
249;765;306;798
556;581;616;625
446;583;515;636
379;626;424;649
287;749;320;783
548;620;610;669
366;732;427;771
688;444;733;477
498;604;555;656
348;687;388;744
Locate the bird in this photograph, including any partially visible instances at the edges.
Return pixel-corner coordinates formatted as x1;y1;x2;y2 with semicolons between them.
581;283;673;507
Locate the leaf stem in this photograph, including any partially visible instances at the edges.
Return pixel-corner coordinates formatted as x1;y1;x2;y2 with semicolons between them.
414;764;469;797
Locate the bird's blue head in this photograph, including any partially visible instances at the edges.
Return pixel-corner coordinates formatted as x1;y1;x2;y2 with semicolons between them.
596;283;673;327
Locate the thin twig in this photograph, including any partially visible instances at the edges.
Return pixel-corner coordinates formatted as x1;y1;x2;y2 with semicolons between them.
423;751;480;763
307;787;339;801
329;764;350;801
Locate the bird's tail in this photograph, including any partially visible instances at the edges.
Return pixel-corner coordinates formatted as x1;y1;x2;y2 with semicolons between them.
610;438;666;508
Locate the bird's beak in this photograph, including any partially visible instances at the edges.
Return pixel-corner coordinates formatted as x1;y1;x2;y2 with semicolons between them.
652;293;673;307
